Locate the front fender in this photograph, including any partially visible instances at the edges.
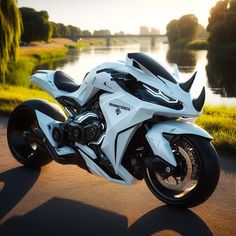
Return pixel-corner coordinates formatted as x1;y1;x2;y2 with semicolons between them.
145;120;212;167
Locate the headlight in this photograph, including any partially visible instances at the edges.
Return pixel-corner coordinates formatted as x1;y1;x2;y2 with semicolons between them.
138;84;183;110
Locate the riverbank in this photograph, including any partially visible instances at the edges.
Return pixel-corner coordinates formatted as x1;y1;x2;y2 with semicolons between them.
169;39;209;50
0;84;235;155
169;39;236;51
5;37;145;85
5;39;72;86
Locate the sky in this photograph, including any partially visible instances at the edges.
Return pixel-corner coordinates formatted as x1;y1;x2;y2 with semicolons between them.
17;0;219;34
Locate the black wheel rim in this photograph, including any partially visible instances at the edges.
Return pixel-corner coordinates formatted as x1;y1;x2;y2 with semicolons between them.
8;107;39;162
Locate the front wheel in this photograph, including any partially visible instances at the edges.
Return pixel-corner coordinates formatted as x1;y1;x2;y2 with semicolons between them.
144;135;220;208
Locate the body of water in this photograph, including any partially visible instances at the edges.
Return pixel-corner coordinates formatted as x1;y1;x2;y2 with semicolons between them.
38;43;236;106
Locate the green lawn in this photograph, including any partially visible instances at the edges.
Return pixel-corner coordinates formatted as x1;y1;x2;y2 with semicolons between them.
0;84;235;154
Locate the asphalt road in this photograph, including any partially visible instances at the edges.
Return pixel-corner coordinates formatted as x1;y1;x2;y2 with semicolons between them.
0;116;235;236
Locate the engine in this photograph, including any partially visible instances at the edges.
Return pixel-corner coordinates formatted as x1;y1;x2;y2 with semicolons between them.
52;110;105;148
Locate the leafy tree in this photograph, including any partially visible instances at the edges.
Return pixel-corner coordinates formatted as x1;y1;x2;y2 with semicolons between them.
20;7;52;43
58;23;70;37
93;29;111;36
224;0;236;42
207;0;236;45
81;30;92;36
207;0;228;44
0;0;21;82
178;14;198;41
166;20;179;43
68;25;81;38
197;24;209;39
166;15;198;43
51;22;60;37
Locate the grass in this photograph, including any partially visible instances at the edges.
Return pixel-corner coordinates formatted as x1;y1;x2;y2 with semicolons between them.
0;84;235;155
196;106;236;154
186;40;209;50
5;44;69;86
0;84;55;114
67;38;150;49
169;39;209;50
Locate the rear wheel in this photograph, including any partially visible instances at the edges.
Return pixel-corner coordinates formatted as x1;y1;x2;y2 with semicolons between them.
7;105;52;167
144;135;220;208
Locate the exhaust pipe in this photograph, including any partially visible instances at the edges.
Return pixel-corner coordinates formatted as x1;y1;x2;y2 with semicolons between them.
180;71;197;92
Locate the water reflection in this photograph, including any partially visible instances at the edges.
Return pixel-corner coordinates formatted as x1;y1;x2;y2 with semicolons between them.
166;48;197;73
33;44;236;105
36;49;80;71
206;51;236;97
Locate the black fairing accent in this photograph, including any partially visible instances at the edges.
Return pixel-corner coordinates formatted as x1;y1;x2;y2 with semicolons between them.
21;99;67;122
56;96;80;110
137;85;183;110
193;87;205;112
180;71;197;92
54;71;80;93
116;79;183;110
128;53;177;84
96;68;129;79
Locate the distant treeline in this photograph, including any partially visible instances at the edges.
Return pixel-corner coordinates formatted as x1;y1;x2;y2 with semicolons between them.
20;7;116;43
166;0;236;46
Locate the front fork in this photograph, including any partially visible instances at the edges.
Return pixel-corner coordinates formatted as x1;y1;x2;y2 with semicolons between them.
145;119;212;168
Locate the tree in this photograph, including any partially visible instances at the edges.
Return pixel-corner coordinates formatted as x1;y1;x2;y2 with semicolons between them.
58;23;70;37
51;22;60;37
68;25;81;38
207;0;228;44
166;15;198;43
197;24;208;39
207;0;236;45
178;14;198;41
93;29;111;36
20;7;52;43
224;0;236;43
166;20;179;43
0;0;21;83
81;30;92;36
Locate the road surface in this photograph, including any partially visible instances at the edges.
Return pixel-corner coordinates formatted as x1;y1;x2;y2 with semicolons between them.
0;116;235;235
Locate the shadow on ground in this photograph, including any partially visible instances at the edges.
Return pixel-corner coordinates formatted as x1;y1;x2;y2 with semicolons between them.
219;154;236;174
0;166;40;220
0;197;212;236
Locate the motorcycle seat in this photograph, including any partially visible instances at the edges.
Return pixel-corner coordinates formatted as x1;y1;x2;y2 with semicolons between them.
54;71;80;93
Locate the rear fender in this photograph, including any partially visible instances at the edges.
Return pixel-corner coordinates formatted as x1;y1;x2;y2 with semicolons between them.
21;99;67;122
19;100;74;156
146;120;212;167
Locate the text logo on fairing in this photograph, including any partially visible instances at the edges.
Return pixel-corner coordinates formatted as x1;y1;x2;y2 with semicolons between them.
109;103;130;115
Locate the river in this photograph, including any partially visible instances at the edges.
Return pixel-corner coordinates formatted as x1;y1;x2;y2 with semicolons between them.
38;43;236;106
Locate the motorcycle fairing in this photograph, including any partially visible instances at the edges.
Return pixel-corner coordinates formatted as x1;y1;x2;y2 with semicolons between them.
146;119;212;167
30;52;210;185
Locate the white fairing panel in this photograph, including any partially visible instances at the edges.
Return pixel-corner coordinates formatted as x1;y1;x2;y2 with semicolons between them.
35;110;75;156
146;120;212;167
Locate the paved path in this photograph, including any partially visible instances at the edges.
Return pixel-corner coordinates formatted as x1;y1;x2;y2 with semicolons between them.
0;116;235;235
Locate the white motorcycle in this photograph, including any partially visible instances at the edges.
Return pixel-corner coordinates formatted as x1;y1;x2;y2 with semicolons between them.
7;53;220;207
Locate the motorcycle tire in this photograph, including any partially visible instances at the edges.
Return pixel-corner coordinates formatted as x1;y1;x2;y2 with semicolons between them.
7;105;52;167
144;135;220;208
